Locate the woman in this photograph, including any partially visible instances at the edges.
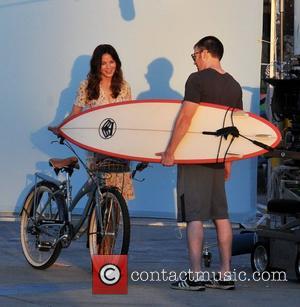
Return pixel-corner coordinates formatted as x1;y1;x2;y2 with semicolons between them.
54;44;134;200
71;44;131;112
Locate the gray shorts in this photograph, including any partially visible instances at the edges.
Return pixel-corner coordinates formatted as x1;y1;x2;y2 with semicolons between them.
177;165;228;222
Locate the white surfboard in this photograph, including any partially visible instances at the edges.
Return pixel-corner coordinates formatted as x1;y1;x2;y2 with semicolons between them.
58;100;281;164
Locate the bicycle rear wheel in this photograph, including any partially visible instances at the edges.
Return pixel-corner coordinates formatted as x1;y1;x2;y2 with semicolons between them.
20;182;66;269
89;187;130;256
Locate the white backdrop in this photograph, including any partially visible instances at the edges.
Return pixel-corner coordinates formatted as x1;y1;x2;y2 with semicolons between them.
0;0;263;221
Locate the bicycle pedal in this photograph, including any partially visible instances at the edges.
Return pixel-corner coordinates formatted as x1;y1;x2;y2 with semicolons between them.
105;232;115;236
38;241;52;251
60;236;71;248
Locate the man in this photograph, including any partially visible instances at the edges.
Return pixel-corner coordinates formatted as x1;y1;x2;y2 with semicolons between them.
157;36;242;291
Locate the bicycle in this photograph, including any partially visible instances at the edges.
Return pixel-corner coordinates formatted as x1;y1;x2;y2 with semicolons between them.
20;128;146;270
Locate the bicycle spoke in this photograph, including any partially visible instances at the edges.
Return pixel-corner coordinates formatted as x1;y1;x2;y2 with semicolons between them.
89;188;130;256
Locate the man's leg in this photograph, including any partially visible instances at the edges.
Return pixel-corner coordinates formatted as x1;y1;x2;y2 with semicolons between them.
213;218;232;275
187;220;204;275
170;220;206;290
205;219;235;290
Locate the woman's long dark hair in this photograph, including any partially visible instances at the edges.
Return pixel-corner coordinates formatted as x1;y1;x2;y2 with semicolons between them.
87;44;124;100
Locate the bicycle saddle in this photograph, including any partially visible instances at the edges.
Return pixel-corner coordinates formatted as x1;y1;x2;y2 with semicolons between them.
49;157;79;171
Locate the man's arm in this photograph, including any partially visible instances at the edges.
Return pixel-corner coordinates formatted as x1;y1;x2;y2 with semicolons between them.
157;101;199;166
224;161;231;180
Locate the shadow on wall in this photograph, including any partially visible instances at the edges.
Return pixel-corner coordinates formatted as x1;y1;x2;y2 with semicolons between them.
15;55;90;212
138;58;182;100
52;55;90;125
118;0;135;21
130;58;182;218
30;54;90;160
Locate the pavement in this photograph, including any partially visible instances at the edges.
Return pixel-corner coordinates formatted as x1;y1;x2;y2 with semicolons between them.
0;218;300;307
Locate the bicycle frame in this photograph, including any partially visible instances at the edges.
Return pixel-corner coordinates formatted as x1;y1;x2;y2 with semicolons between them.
22;135;143;249
69;176;98;239
41;171;105;236
20;133;135;269
31;172;64;218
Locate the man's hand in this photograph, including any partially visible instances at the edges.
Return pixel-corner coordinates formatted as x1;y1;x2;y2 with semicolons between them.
155;101;198;167
156;151;175;167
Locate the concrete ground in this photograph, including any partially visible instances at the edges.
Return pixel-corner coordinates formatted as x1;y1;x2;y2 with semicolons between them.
0;218;300;307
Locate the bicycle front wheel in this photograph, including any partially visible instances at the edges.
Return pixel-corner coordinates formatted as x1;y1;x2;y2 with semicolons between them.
89;187;130;256
20;182;66;269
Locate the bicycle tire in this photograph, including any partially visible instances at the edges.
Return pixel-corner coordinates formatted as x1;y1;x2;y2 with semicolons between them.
20;181;66;269
89;187;130;256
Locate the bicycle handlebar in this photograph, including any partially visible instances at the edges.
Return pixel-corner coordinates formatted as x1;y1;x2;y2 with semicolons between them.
48;125;149;181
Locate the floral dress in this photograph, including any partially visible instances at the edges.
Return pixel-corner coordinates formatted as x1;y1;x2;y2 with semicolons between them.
74;79;134;200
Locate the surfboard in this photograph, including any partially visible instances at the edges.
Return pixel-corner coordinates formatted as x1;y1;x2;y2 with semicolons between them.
58;100;281;164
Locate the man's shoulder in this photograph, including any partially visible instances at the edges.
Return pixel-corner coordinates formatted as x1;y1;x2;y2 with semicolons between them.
188;70;210;78
186;71;209;84
225;73;242;91
188;69;226;80
223;72;239;82
187;71;199;80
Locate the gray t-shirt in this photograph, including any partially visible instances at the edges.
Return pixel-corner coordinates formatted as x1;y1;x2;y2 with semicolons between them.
183;68;243;167
184;68;242;108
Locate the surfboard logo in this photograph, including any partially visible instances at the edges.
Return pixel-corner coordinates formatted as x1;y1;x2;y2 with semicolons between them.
99;118;117;139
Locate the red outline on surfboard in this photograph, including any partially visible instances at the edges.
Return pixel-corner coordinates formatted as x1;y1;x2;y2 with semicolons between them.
58;99;281;164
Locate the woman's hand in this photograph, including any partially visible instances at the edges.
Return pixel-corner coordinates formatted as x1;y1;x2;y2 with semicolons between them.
48;126;60;136
48;106;83;136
